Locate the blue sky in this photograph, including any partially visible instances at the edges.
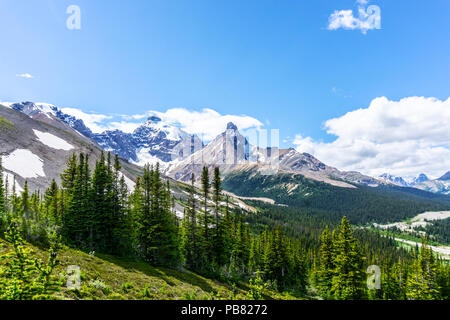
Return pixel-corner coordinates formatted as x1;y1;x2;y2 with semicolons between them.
1;0;450;178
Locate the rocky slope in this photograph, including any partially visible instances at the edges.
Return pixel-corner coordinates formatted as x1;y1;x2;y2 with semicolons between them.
378;172;450;195
94;116;203;168
6;101;203;170
0;104;139;193
167;122;380;188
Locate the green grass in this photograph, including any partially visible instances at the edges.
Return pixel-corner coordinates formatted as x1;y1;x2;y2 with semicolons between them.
0;116;15;131
367;227;447;247
0;238;296;300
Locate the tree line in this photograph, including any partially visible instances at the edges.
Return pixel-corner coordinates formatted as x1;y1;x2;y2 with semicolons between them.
0;153;449;299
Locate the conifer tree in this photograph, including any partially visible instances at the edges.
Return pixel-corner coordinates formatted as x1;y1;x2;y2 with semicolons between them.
64;154;85;245
135;164;153;259
316;225;335;296
0;156;5;229
148;163;179;265
200;166;211;260
212;167;226;266
331;216;365;300
44;179;59;224
264;227;289;289
222;195;233;266
406;240;440;300
90;152;112;251
184;173;200;269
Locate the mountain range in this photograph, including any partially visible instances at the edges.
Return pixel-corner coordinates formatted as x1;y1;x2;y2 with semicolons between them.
379;172;450;195
0;102;139;193
1;101;449;196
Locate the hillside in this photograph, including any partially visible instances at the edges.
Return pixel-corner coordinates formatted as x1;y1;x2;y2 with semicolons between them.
222;169;450;225
0;237;294;300
0;104;140;193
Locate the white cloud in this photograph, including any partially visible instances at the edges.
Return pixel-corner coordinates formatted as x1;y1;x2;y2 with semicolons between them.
293;96;450;179
328;3;381;34
61;107;262;139
61;107;112;133
150;108;263;141
106;121;142;133
16;73;34;79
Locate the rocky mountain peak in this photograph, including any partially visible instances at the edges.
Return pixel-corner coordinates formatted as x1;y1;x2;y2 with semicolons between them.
438;171;450;181
413;173;429;184
226;122;238;131
146;115;162;123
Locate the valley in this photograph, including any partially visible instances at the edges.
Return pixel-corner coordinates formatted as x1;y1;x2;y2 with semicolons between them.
1;100;449;300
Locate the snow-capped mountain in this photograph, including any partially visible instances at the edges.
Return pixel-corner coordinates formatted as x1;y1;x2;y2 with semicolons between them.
5;101;203;168
0;103;138;192
5;101;449;195
414;172;450;195
379;173;411;187
8;101;94;137
378;173;431;188
93;116;203;168
438;172;450;181
167;122;380;188
413;173;429;184
378;172;450;195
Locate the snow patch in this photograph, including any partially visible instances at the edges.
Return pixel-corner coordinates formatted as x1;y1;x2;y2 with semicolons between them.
0;102;14;108
33;129;74;151
132;148;169;169
374;211;450;233
118;171;136;191
2;172;24;194
3;149;45;179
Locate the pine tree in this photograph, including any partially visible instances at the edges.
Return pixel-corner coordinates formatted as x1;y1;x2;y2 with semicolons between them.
90;152;112;251
130;176;143;251
0;222;60;300
222;195;233;266
406;239;440;300
19;181;30;219
331;216;365;300
264;227;289;289
316;225;335;296
0;156;6;229
63;154;85;246
184;173;200;270
212;167;226;266
200;166;211;261
148;163;179;265
135;164;153;259
60;153;77;192
44;179;59;224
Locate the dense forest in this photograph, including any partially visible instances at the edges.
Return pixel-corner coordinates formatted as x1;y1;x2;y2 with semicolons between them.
0;153;449;300
222;170;450;225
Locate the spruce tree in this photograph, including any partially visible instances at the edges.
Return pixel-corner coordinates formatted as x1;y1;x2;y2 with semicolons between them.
136;164;153;259
0;156;5;229
331;216;365;300
200;166;211;261
184;173;199;270
20;181;30;219
44;179;59;224
148;163;179;265
90;152;112;251
212;167;226;266
406;239;440;300
316;225;335;296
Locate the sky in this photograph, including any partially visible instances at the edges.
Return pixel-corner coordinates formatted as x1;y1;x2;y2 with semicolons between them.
1;0;450;179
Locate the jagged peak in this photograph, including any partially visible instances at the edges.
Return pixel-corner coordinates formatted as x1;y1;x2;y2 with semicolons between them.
146;115;162;123
413;173;429;183
438;171;450;181
226;122;238;131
